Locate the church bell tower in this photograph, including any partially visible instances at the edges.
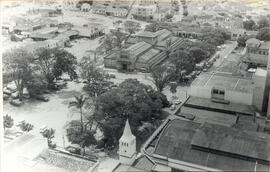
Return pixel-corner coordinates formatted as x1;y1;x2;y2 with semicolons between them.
119;119;136;165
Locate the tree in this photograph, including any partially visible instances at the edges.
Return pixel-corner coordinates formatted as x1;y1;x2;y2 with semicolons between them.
150;65;174;92
237;35;248;47
17;120;34;132
99;35;113;54
34;48;77;87
123;20;141;43
66;121;97;155
3;114;14;130
3;48;35;101
27;74;48;97
258;17;270;29
199;28;230;46
243;20;256;30
94;79;169;148
169;50;194;82
40;128;55;148
145;22;161;32
256;27;270;41
189;47;208;63
165;13;173;20
123;20;141;36
79;57;112;98
69;95;86;133
111;29;127;48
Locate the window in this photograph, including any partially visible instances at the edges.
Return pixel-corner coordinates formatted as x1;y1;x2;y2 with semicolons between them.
220;90;225;95
213;89;219;94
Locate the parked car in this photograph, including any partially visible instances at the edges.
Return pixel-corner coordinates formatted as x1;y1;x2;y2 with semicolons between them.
66;145;81;155
174;99;182;105
39;125;48;133
170;104;176;111
109;74;116;79
35;95;49;102
9;99;22;106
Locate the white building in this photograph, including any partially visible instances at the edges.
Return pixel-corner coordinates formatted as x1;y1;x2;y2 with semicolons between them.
189;71;268;111
81;3;91;12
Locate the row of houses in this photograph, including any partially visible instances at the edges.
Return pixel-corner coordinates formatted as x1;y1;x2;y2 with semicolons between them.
92;5;128;18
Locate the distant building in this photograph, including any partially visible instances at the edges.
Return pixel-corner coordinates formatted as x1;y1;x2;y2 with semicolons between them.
242;38;270;67
173;26;203;39
29;27;58;41
62;1;77;10
106;7;128;18
92;5;107;15
132;4;157;21
92;4;128;17
80;3;91;12
74;23;105;39
230;29;258;41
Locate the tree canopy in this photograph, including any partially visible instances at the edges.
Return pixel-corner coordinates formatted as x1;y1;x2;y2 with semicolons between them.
79;57;113;98
257;17;270;30
199;28;231;46
145;22;161;32
34;47;77;87
3;48;35;100
256;27;270;41
243;19;256;30
66;120;97;155
94;79;169;148
4;114;14;130
150;65;174;92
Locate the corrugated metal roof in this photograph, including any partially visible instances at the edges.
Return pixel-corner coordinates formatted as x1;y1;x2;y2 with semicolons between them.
153;119;270;171
191;122;270;161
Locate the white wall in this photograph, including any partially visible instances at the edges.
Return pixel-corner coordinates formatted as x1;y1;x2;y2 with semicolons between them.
189;86;212;99
225;90;253;105
189;86;253;105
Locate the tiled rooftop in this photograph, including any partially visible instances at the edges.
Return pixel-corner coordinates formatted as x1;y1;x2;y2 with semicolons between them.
133;155;155;171
39;149;97;172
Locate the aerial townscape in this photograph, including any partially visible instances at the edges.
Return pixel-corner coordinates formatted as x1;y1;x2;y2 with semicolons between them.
1;0;270;171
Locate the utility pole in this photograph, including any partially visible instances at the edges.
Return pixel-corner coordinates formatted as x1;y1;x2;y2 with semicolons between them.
62;135;65;148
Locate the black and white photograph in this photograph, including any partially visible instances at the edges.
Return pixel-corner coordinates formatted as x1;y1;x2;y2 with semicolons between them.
1;0;270;171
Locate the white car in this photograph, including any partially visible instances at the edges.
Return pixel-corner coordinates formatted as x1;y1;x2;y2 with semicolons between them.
174;99;181;105
39;125;48;133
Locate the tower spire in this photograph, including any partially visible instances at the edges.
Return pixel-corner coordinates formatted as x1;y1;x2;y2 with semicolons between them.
122;119;133;138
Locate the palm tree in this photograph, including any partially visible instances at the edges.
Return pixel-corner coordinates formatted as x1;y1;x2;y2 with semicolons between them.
69;95;86;133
